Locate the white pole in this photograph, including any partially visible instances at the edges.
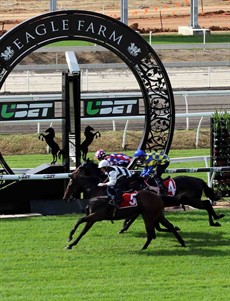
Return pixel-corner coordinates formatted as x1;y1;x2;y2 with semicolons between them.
50;0;57;11
122;120;129;149
120;0;128;25
26;70;29;92
149;31;152;45
183;95;189;130
208;67;211;88
203;29;206;44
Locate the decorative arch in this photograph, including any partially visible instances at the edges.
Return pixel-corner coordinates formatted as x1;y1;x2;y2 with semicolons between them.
0;10;175;166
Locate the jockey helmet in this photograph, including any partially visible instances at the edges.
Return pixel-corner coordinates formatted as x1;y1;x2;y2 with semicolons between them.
98;159;110;168
95;149;106;159
134;149;147;157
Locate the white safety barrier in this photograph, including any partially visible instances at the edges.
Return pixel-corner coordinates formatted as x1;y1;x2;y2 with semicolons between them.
0;173;70;181
0;167;229;181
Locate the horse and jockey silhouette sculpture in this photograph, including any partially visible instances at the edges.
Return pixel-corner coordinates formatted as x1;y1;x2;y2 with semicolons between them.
38;127;63;164
63;160;185;250
80;126;101;161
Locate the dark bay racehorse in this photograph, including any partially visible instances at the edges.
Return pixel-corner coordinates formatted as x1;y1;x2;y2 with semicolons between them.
119;175;225;233
38;127;63;164
65;160;225;231
80;126;101;161
63;161;185;250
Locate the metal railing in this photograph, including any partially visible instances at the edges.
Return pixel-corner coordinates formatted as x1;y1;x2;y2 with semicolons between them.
1;65;229;93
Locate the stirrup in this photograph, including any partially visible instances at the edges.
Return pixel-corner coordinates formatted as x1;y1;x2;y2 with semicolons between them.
109;198;116;206
112;206;117;219
160;188;168;196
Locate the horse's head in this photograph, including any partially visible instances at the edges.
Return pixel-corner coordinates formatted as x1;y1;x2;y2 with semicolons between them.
63;174;101;201
84;125;94;134
45;127;55;134
76;160;100;177
45;127;55;139
63;160;101;201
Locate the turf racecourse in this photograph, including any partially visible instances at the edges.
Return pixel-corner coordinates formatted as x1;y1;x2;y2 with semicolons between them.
1;210;229;301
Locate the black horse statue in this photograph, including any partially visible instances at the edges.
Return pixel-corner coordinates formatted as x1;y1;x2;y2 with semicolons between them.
38;127;63;164
63;161;185;250
80;126;101;161
119;174;225;233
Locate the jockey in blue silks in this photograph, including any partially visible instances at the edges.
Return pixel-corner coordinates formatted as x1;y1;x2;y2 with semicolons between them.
134;149;170;195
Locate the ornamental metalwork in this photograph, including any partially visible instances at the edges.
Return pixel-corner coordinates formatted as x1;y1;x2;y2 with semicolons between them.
0;10;175;168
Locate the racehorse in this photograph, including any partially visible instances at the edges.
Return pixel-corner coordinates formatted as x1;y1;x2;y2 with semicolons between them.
119;174;225;233
63;161;186;250
65;160;225;230
38;127;63;164
80;126;101;160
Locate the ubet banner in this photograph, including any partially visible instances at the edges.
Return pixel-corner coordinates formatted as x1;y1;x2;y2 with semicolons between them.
0;102;54;121
83;98;140;117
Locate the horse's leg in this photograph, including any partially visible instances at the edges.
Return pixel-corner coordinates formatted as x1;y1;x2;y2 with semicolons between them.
66;215;95;250
96;131;101;138
155;222;180;232
119;214;139;234
51;154;57;164
67;215;87;242
203;184;225;220
185;199;224;226
205;200;225;221
82;148;88;161
141;215;157;250
159;216;186;247
38;133;44;140
66;221;94;250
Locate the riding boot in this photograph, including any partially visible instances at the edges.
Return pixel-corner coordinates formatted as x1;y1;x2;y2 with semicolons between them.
155;177;167;196
113;197;121;221
108;195;117;223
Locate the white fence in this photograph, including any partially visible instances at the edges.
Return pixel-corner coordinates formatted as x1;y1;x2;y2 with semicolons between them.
1;66;229;93
1;165;230;190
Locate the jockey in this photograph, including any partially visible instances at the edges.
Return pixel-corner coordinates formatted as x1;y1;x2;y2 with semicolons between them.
95;149;131;167
134;149;170;195
97;159;132;208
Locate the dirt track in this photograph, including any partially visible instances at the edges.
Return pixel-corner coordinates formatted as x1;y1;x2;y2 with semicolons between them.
1;1;230;33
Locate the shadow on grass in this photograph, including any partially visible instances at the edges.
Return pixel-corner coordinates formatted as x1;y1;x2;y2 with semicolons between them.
164;209;228;223
125;230;229;257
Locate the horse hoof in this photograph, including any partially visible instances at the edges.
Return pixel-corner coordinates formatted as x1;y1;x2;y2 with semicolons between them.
217;213;225;219
65;245;72;250
175;227;180;231
215;222;221;227
118;230;124;234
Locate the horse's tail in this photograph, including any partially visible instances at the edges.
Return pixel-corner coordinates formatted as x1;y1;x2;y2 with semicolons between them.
202;181;221;202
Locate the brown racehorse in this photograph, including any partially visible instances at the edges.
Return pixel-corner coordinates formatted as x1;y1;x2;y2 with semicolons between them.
63;162;186;250
119;175;225;234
